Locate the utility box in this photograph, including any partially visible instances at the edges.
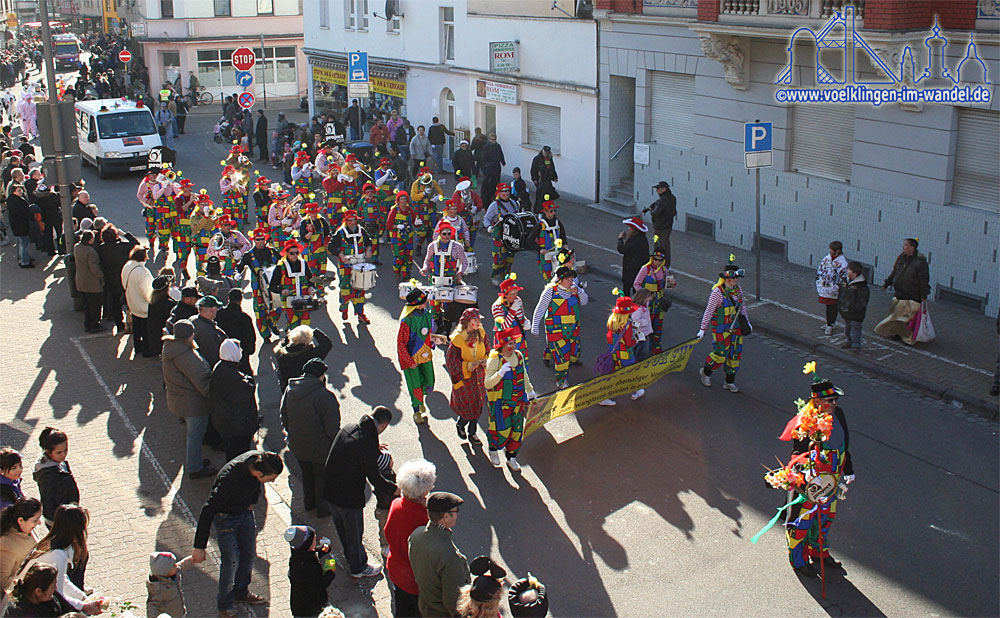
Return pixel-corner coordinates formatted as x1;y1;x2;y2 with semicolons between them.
36;100;80;156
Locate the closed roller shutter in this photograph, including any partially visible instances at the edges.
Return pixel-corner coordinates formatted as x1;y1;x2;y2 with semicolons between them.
953;108;999;212
525;102;561;153
790;104;855;182
649;71;695;149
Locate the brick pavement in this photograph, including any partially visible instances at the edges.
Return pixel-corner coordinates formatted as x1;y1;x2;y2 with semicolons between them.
0;248;393;616
558;198;998;419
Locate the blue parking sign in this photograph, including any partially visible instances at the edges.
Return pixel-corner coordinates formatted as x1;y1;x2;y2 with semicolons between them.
745;122;772;152
348;52;369;83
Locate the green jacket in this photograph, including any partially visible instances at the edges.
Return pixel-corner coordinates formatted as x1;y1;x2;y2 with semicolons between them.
408;522;471;617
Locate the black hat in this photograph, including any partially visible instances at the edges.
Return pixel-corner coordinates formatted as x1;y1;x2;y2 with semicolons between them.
719;264;745;279
302;358;328;377
196;295;222;308
180;285;201;299
470;575;502;603
508;576;548;618
555;266;576;281
653;180;670;189
811;378;844;399
151;276;169;291
207;255;220;264
406;287;428;306
541;145;551;152
426;491;463;513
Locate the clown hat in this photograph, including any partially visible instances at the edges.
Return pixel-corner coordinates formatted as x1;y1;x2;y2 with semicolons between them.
362;182;375;193
499;275;523;296
345;153;358;161
613;296;639;314
496;183;511;193
720;263;745;279
623;217;648;233
222;165;235;175
456;177;472;191
303;202;321;215
395;191;410;203
249;226;270;241
179;178;195;188
379;157;391;165
342;209;359;220
811;377;844;399
196;192;213;203
541;200;558;212
494;326;521;350
282;239;303;255
405;286;428;306
229;144;244;154
437;221;456;235
216;215;234;227
256;175;271;186
444;197;463;212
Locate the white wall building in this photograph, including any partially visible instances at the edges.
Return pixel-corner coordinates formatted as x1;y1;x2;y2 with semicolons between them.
304;0;599;200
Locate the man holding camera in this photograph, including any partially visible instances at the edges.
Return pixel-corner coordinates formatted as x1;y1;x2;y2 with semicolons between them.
647;180;677;268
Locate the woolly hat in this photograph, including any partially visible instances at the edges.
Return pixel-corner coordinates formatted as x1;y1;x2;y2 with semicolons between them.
284;525;315;550
303;358;328;377
219;339;242;363
149;552;177;577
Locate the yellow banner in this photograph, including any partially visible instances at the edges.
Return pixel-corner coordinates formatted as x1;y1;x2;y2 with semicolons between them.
523;337;700;440
312;66;406;99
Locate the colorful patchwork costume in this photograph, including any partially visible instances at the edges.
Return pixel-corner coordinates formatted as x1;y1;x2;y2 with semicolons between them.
633;252;672;355
331;211;374;323
528;202;565;281
531;268;586;388
397;288;436;424
189;193;217;276
238;227;280;339
484;327;535;467
699;262;751;387
171;180;197;276
386;192;417;278
267;240;315;330
358;183;387;261
482;185;518;283
150;169;180;253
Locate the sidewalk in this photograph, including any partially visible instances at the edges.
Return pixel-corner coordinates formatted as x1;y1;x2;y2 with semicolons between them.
556;198;998;419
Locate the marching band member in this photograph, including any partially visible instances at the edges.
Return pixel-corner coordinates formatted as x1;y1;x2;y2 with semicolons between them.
268;239;315;330
451;176;483;247
435;198;471;249
172;178;197;280
531;266;587;390
526;200;565;282
291;150;315;199
632;245;673;355
358;182;387;263
697;258;751;393
268;190;301;251
409;166;444;254
338;152;365;212
225;142;252;176
219;164;248;227
238;226;280;341
445;307;489;444
386;191;419;279
137;171;157;248
252;174;272;225
548;245;589;367
330;209;374;324
373;156;395;195
296;203;331;277
208;215;251;276
484;327;536;471
320;164;344;222
491;275;530;371
482;183;518;286
151;164;181;255
397;287;439;424
315;145;342;176
419;221;469;334
598;295;644;406
190;191;218;276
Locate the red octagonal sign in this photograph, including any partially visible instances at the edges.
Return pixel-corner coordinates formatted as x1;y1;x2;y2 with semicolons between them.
231;47;256;72
118;49;131;63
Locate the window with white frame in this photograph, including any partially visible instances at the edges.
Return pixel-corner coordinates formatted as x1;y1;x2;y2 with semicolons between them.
952;108;999;212
524;102;561;153
442;7;455;63
214;0;230;17
197;47;297;88
257;0;273;15
358;0;369;30
319;0;329;28
387;11;400;33
790;104;855;182
345;0;356;29
160;0;173;18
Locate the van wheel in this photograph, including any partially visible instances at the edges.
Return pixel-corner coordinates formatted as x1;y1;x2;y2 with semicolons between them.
97;159;110;179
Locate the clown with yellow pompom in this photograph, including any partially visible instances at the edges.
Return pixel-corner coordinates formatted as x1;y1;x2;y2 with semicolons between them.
696;254;751;393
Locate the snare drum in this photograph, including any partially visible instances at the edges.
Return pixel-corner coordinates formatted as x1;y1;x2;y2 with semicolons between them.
454;285;478;304
398;281;419;300
433;286;455;302
432;275;453;288
351;263;377;290
346;254;366;265
465;254;478;274
290;296;323;311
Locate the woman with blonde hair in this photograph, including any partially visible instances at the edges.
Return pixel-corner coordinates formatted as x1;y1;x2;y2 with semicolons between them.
598;295;643;407
446;308;489;444
456;556;506;618
274;324;333;391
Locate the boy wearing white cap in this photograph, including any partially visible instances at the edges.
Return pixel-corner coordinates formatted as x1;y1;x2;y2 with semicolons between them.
146;551;195;617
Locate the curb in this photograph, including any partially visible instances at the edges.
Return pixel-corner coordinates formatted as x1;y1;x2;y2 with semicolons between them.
585;263;998;421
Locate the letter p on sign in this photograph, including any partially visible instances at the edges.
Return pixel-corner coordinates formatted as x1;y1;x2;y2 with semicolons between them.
744;122;772;152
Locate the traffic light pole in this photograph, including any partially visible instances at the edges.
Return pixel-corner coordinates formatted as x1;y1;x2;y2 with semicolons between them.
39;0;80;298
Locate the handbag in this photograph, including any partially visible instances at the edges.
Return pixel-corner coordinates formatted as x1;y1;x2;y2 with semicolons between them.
914;301;935;343
729;302;752;336
592;329;626;376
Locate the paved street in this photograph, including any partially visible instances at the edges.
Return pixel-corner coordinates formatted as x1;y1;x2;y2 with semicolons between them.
0;104;997;617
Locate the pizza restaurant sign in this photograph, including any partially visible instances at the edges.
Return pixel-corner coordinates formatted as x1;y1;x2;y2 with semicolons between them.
489;41;519;73
476;79;518;104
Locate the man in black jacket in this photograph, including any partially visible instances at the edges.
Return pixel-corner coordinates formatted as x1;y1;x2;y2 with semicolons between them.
191;450;283;614
647;181;677;268
216;288;257;373
323;406;397;579
451;139;475;183
479;132;506;206
530;146;559;213
427;116;454;174
255;109;269;162
345;99;366;141
7;183;32;267
35;183;62;255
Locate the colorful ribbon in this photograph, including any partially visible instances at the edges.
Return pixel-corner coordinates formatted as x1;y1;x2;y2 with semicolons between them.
750;494;806;544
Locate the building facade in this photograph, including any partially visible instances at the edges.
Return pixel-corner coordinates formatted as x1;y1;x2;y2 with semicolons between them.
131;0;306;101
596;0;999;315
304;0;599;200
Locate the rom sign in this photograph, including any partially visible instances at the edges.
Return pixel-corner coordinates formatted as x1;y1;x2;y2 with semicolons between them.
489;41;519;73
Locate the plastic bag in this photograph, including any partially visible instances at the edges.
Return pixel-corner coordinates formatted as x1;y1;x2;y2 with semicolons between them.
914;301;935;343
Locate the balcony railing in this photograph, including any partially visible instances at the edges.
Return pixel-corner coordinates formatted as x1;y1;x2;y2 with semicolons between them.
720;0;864;18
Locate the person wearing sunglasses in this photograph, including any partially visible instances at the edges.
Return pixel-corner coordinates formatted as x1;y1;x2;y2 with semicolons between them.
633;245;675;355
268;239;315;331
697;257;751;393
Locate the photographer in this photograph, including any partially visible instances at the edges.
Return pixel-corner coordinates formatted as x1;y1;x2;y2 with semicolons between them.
646;180;676;268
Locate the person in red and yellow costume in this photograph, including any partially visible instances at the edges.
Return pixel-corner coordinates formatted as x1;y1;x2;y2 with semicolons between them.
252;174;273;225
357;182;387;264
409;166;445;255
219;163;248;227
321;164;344;222
386;191;419;279
291;150;315;199
397;286;443;424
451;176;483;246
136;171;157;248
172;177;197;280
239;226;280;341
484;326;537;471
190;191;218;276
207;215;251;276
295;202;331;277
268;239;316;331
150;164;181;255
267;189;301;252
331;209;374;324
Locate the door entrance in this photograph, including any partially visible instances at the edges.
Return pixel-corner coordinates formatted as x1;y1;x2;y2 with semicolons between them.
608;75;636;195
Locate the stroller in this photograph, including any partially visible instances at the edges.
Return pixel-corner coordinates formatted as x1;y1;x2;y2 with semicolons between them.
213;117;233;143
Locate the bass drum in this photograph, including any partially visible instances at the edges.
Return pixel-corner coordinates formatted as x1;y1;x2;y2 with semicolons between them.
500;212;537;252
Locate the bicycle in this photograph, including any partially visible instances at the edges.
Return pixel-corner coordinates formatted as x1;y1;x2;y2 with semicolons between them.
185;86;213;107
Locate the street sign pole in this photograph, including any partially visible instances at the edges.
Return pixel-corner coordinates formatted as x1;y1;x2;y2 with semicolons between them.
744;119;772;301
755;164;761;301
260;33;267;109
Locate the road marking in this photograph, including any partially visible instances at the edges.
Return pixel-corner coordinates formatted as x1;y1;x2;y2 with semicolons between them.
566;234;992;376
929;524;971;541
71;337;197;527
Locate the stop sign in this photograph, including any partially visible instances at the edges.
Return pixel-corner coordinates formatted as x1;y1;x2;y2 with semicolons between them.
231;47;256;72
118;49;132;63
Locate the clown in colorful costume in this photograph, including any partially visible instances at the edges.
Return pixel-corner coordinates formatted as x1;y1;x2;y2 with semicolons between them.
252;175;273;225
219;163;249;227
491;276;530;371
330;209;373;324
531;266;587;389
268;239;315;330
410;167;445;253
337;152;365;212
445;308;489;443
321;166;345;221
290;151;315;198
483;327;536;472
633;247;673;355
451;177;483;246
397;287;438;424
268;191;301;252
137;172;157;247
295;204;331;277
597;295;644;406
172;178;197;280
151;167;181;253
548;246;589;366
698;259;751;392
208;215;251;276
239;227;280;340
189;193;218;276
420;222;469;333
482;183;519;285
526;200;565;282
357;182;387;262
435;198;471;249
386;191;418;278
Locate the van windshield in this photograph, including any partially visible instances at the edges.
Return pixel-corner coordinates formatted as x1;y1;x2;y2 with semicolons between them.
55;43;78;55
96;111;156;139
